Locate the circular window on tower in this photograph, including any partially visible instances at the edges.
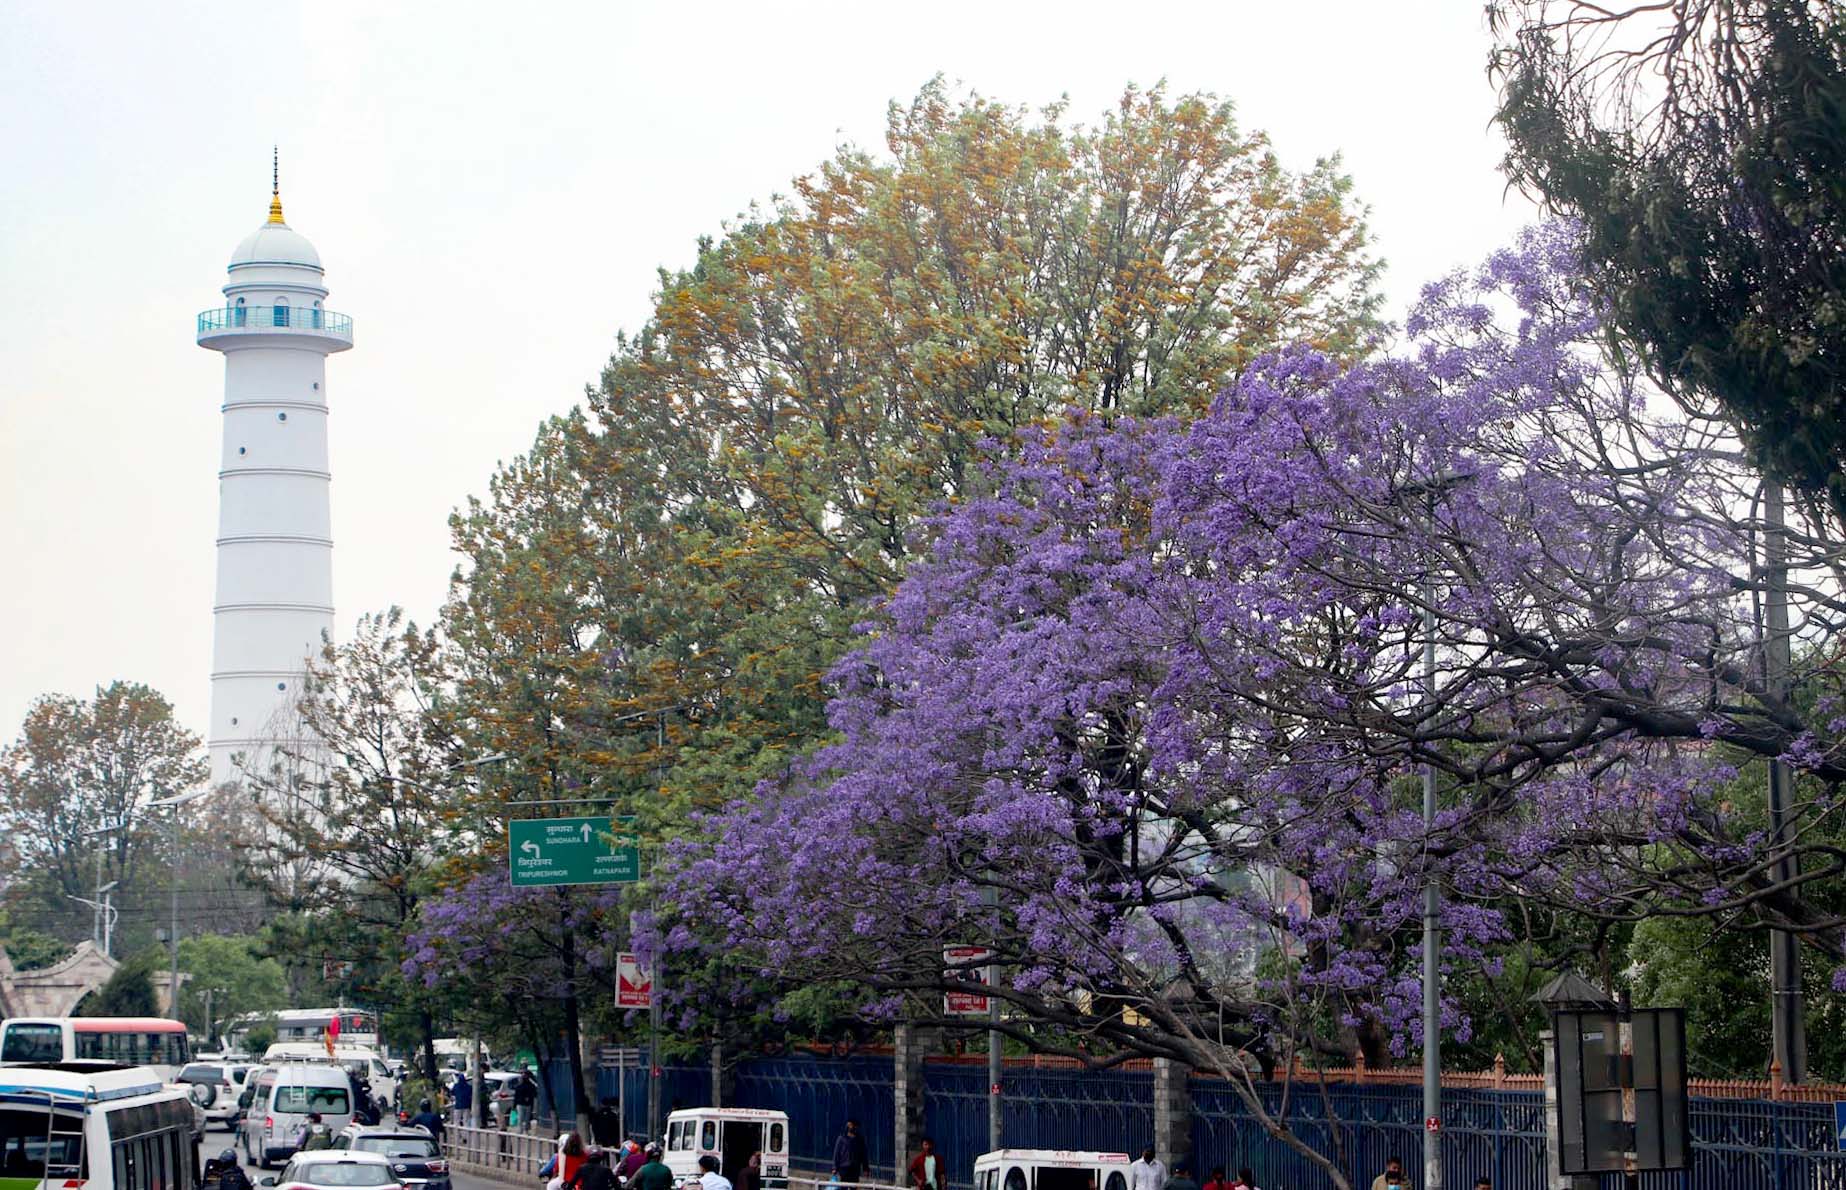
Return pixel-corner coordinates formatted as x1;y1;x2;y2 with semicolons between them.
277;412;288;422
276;682;287;691
230;717;239;726
238;446;247;455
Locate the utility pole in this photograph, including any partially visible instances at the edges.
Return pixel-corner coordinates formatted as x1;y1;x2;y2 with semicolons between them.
1763;483;1807;1083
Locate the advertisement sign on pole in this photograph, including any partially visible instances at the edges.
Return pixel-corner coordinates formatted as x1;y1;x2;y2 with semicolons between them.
617;952;653;1008
943;945;994;1016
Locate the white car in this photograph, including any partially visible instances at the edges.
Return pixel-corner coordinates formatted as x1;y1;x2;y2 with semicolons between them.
261;1150;406;1190
179;1061;251;1127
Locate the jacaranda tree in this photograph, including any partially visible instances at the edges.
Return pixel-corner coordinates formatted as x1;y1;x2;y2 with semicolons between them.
653;226;1846;1188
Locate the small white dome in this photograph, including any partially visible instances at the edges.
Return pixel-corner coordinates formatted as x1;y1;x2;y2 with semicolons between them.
229;219;322;270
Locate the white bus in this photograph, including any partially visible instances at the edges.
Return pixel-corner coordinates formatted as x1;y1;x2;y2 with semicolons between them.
0;1019;192;1084
974;1150;1136;1190
0;1063;197;1190
227;1011;378;1054
664;1108;789;1190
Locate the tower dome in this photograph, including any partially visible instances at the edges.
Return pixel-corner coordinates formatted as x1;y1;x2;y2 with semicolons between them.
229;220;322;271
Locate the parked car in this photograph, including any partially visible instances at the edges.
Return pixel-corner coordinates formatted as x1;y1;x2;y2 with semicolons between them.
260;1150;404;1190
335;1124;451;1190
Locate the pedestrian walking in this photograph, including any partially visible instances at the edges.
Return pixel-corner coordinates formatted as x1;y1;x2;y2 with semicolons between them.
1129;1148;1167;1190
1202;1168;1229;1190
908;1138;945;1190
698;1155;733;1190
1370;1157;1407;1190
452;1072;474;1125
1473;1179;1491;1190
512;1070;540;1131
831;1119;869;1184
1162;1162;1199;1190
1233;1170;1260;1190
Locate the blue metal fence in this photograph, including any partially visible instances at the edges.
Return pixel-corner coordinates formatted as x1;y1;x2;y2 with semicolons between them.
925;1064;1155;1190
541;1054;1845;1190
733;1056;896;1176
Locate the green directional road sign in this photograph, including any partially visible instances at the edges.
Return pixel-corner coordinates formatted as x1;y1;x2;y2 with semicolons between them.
508;816;639;887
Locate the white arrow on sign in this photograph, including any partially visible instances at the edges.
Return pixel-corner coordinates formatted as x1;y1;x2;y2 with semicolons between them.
520;839;541;859
580;823;593;844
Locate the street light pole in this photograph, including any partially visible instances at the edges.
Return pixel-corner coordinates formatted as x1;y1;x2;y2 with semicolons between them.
150;790;209;1017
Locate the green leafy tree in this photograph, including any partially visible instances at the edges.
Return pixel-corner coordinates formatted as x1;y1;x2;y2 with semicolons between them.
0;682;207;939
0;909;72;971
81;951;159;1017
1491;0;1846;514
176;934;287;1047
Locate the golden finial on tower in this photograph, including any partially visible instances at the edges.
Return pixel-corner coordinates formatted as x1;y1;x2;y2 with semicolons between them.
268;145;285;224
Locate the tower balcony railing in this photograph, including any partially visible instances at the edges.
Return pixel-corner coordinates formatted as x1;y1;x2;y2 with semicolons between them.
197;305;354;344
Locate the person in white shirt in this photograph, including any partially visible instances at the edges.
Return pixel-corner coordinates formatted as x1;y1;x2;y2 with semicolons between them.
1129;1147;1167;1190
699;1156;734;1190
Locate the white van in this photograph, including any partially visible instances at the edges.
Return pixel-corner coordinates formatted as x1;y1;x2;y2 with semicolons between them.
238;1062;357;1168
974;1151;1136;1190
664;1108;790;1189
0;1062;198;1190
262;1042;401;1108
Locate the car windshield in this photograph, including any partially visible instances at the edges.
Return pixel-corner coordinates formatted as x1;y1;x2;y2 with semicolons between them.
353;1137;437;1159
293;1162;394;1187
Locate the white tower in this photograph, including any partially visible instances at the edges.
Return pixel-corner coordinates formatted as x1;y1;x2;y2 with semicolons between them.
198;166;352;790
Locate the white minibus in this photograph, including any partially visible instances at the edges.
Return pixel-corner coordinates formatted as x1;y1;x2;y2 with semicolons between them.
664;1108;789;1190
238;1063;356;1169
0;1062;197;1190
0;1019;192;1084
974;1150;1135;1190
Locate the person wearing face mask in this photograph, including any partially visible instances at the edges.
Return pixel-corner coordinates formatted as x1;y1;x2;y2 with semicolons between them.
1370;1157;1407;1190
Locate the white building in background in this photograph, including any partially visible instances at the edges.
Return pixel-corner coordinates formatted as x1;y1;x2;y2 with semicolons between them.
197;171;352;790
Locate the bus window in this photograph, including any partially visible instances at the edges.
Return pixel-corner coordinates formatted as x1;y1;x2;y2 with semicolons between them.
769;1123;784;1153
701;1121;716;1151
1105;1174;1127;1190
1;1023;62;1062
667;1122;682;1151
1005;1169;1028;1190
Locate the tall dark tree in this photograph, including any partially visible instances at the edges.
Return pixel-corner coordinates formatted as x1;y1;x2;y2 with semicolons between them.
1491;0;1846;515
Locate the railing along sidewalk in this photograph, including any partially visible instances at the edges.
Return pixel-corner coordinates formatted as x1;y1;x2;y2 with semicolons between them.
448;1123;557;1179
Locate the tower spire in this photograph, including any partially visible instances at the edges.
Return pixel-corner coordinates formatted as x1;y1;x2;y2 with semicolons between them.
268;146;285;224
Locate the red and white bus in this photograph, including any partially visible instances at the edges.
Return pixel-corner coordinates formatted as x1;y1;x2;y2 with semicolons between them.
0;1017;193;1083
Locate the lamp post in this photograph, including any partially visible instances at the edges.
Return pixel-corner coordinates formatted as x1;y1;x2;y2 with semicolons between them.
149;789;210;1017
79;822;122;948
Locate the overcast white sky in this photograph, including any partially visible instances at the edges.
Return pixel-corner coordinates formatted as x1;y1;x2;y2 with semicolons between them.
0;0;1538;745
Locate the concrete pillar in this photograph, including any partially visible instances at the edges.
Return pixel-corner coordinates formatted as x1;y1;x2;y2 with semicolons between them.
1153;1058;1192;1173
1541;1030;1596;1190
895;1023;939;1179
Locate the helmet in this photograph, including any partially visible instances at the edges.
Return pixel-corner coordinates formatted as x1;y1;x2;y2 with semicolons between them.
218;1149;238;1165
420;1098;433;1111
586;1147;607;1163
646;1143;663;1158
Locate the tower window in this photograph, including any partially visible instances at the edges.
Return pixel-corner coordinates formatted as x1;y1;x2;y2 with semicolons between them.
238;446;247;455
230;717;238;726
272;303;288;327
276;682;286;691
234;297;247;327
277;412;288;422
